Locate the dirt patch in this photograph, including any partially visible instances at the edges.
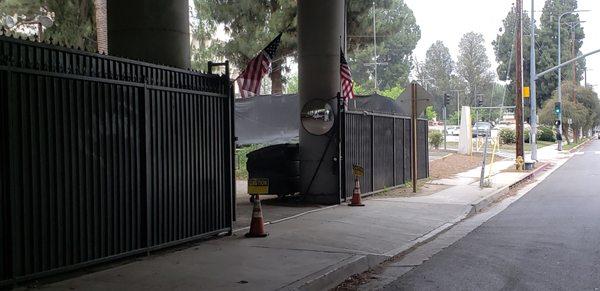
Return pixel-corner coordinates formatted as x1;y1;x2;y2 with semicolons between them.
371;153;504;199
429;153;504;180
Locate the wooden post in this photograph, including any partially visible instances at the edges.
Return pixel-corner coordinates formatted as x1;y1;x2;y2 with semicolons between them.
514;0;524;159
411;83;418;193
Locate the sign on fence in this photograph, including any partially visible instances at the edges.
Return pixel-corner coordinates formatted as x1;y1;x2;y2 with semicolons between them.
248;178;269;195
352;165;364;177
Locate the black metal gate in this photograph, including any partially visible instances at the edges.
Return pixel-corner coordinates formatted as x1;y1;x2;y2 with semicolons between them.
0;34;234;284
341;109;429;199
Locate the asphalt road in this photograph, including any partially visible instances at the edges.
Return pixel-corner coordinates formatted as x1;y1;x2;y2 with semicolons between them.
385;140;600;290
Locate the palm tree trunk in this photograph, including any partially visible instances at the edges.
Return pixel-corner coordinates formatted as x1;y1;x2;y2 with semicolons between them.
94;0;108;53
270;58;283;95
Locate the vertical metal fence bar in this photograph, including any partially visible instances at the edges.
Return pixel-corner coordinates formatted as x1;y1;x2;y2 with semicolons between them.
392;118;396;186
0;35;234;285
370;115;375;193
340;112;428;196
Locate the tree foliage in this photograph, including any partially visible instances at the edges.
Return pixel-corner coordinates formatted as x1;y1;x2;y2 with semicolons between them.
425;105;437;121
539;81;600;141
493;0;586;107
192;0;297;94
420;41;454;114
457;32;495;106
536;0;586;104
346;0;420;92
193;0;420;94
1;0;96;51
492;5;532;104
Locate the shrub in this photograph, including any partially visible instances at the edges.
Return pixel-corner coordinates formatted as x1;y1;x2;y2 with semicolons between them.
429;130;443;149
538;125;556;142
524;129;530;143
499;128;516;144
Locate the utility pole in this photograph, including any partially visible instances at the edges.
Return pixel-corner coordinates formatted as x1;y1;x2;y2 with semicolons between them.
530;0;538;161
515;0;524;159
570;25;579;142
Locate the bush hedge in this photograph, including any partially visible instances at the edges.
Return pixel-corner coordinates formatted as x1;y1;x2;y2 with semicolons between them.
538;125;556;142
429;130;443;149
499;128;516;144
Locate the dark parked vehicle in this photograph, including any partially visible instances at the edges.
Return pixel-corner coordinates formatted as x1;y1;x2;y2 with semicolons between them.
246;144;300;201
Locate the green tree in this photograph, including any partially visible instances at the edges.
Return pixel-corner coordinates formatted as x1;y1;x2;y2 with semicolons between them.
284;73;298;94
492;5;533;104
193;0;419;94
379;85;404;100
421;41;454;114
347;0;420;92
193;0;297;94
539;81;599;143
536;0;586;105
425;106;437;121
457;32;495;106
1;0;96;50
448;111;459;125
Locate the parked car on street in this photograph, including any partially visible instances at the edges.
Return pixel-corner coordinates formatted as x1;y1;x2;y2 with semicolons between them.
446;126;460;136
472;122;492;137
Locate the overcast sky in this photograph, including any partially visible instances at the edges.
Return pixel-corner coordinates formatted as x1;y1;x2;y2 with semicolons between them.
405;0;600;90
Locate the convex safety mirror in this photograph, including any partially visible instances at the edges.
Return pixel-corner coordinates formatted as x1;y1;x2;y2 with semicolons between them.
301;99;335;135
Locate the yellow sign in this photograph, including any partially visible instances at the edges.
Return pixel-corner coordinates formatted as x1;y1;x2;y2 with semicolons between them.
352;165;364;177
248;178;269;195
523;87;530;98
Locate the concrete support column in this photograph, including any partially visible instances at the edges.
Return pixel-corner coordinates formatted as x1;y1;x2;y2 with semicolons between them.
106;0;190;69
298;0;344;204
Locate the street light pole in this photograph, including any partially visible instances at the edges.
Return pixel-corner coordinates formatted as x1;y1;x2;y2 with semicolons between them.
557;10;589;151
530;0;538;161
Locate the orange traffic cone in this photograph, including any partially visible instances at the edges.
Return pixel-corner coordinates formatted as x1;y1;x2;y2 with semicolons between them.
348;177;365;206
245;195;268;238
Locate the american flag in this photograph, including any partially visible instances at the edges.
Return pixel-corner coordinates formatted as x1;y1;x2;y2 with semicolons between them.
340;49;355;101
236;33;282;98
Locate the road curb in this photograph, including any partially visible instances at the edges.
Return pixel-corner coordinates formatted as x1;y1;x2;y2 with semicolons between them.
293;162;553;290
288;206;474;291
470;162;551;213
568;138;592;153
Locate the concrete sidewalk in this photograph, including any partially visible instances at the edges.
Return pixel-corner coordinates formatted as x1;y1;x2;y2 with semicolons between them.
39;147;573;291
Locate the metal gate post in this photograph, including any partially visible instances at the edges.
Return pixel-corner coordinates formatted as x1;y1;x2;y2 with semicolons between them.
208;61;235;228
337;94;344;202
371;114;375;192
140;81;151;253
392;118;396;186
411;83;418;193
6;69;16;284
226;62;235;232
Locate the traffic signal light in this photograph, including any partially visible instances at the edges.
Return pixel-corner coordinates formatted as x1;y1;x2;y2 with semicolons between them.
443;94;450;106
554;120;561;127
554;102;561;115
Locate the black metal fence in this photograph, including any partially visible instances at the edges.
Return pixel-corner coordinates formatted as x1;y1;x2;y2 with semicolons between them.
342;110;428;198
0;35;234;284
